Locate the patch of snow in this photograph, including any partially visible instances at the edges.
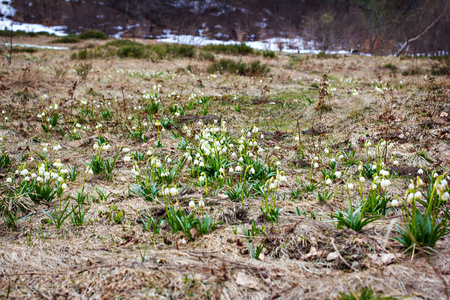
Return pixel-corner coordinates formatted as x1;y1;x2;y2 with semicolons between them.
0;1;67;36
255;22;267;29
0;0;17;17
2;43;68;50
157;31;357;55
263;8;272;15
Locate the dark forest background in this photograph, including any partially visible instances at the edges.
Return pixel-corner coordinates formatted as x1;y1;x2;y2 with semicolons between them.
8;0;450;55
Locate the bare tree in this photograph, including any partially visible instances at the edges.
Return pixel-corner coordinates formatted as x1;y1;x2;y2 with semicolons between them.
395;1;448;56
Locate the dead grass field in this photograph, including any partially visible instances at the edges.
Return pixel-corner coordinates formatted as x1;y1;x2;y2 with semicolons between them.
0;37;449;299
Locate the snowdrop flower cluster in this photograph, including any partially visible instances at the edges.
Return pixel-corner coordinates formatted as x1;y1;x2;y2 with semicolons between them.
435;177;449;199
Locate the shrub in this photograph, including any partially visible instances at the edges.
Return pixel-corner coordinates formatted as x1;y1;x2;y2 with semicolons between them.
78;30;108;40
382;63;398;73
165;44;195;58
317;52;337;59
106;39;142;47
117;45;148;59
73;62;92;79
0;30;53;37
247;60;270;76
203;43;254;55
52;36;80;43
12;47;37;53
199;51;215;61
262;50;276;58
207;59;270;76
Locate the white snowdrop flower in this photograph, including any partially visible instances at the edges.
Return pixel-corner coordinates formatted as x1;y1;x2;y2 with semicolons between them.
391;199;399;207
198;199;205;207
44;172;50;180
408;183;415;190
102;144;111;150
166;157;172;163
347;183;354;190
238;157;244;162
122;147;130;153
372;164;377;170
61;169;68;174
62;183;67;189
58;177;63;182
442;192;449;201
31;173;37;178
380;179;391;188
37;177;43;182
313;162;319;168
76;123;82;128
433;172;438;178
324;148;329;154
6;177;12;183
169;187;178;196
250;168;255;174
43;146;48;153
326;179;332;185
93;143;99;150
193;159;199;166
393;160;399;166
199;176;205;182
219;168;224;174
372;183;377;189
51;172;58;179
199;161;204;167
414;191;422;199
407;191;417;202
269;182;277;190
418;169;423;175
358;165;363;171
330;158;336;162
339;155;344;159
189;201;196;209
380;170;389;177
235;165;242;172
274;146;280;150
334;171;342;178
20;169;29;176
417;178;424;187
24;176;30;181
155;161;161;168
123;155;132;162
163;188;170;195
360;177;365;182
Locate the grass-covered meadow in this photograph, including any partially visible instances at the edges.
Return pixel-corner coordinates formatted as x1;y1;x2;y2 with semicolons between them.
0;37;449;299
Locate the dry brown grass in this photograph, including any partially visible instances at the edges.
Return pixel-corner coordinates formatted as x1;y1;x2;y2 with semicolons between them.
0;38;449;299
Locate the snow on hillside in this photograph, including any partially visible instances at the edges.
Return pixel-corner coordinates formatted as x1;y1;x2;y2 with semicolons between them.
157;30;349;55
0;0;67;36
